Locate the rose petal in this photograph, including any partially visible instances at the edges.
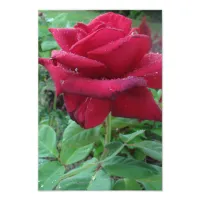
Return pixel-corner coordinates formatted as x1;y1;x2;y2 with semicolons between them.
88;12;132;34
38;58;78;95
92;23;107;32
74;22;89;33
159;96;162;103
63;94;86;113
61;76;147;99
72;97;111;129
138;16;151;37
84;98;111;129
88;34;151;77
128;53;162;89
49;28;86;51
70;27;125;56
52;50;107;77
111;87;162;121
73;97;89;125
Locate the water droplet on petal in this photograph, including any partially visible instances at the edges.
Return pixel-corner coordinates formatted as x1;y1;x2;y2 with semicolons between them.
60;80;65;85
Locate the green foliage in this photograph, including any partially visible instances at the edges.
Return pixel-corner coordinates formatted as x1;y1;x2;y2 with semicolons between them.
60;143;94;165
87;169;112;190
102;156;160;179
62;121;102;148
57;158;99;190
39;125;59;158
38;10;162;191
129;141;162;161
119;130;145;143
41;40;58;51
39;161;65;190
137;175;162;190
113;178;142;190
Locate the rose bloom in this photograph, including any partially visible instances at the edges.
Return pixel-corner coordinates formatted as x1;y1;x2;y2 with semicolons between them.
39;12;162;129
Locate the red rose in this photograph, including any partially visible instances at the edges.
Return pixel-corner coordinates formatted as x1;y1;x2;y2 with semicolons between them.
39;12;162;129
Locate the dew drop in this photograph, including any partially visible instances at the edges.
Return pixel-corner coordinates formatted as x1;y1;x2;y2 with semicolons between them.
41;185;44;188
131;30;138;36
75;68;78;72
60;80;65;85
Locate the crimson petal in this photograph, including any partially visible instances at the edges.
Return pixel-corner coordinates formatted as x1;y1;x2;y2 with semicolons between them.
70;27;125;56
73;97;111;129
49;28;86;51
111;87;162;121
84;98;111;129
88;12;132;34
63;94;86;113
128;53;162;89
61;76;147;99
38;58;78;95
88;34;151;77
52;50;107;77
74;22;89;33
138;16;151;37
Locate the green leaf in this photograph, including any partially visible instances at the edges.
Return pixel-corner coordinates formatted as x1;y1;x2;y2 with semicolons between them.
131;141;162;161
60;143;94;165
62;121;101;148
102;156;160;179
103;142;125;161
45;78;55;91
58;162;111;190
57;158;98;190
137;175;162;190
59;158;98;181
151;128;162;136
87;169;112;190
39;161;65;190
38;25;50;38
113;179;125;190
39;51;51;58
39;125;59;158
41;40;58;51
111;117;139;130
38;158;49;166
50;13;73;28
133;149;146;161
93;145;104;158
157;89;162;100
119;130;145;143
150;88;157;99
113;178;142;190
124;179;142;190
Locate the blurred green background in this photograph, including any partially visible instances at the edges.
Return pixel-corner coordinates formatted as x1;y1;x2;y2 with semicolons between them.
39;10;162;34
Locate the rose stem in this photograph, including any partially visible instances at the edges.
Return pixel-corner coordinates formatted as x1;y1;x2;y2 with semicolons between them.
105;112;112;145
49;92;57;126
100;112;112;160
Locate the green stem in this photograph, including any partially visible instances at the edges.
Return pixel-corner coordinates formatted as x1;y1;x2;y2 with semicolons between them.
105;113;112;145
50;93;57;126
100;113;112;160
